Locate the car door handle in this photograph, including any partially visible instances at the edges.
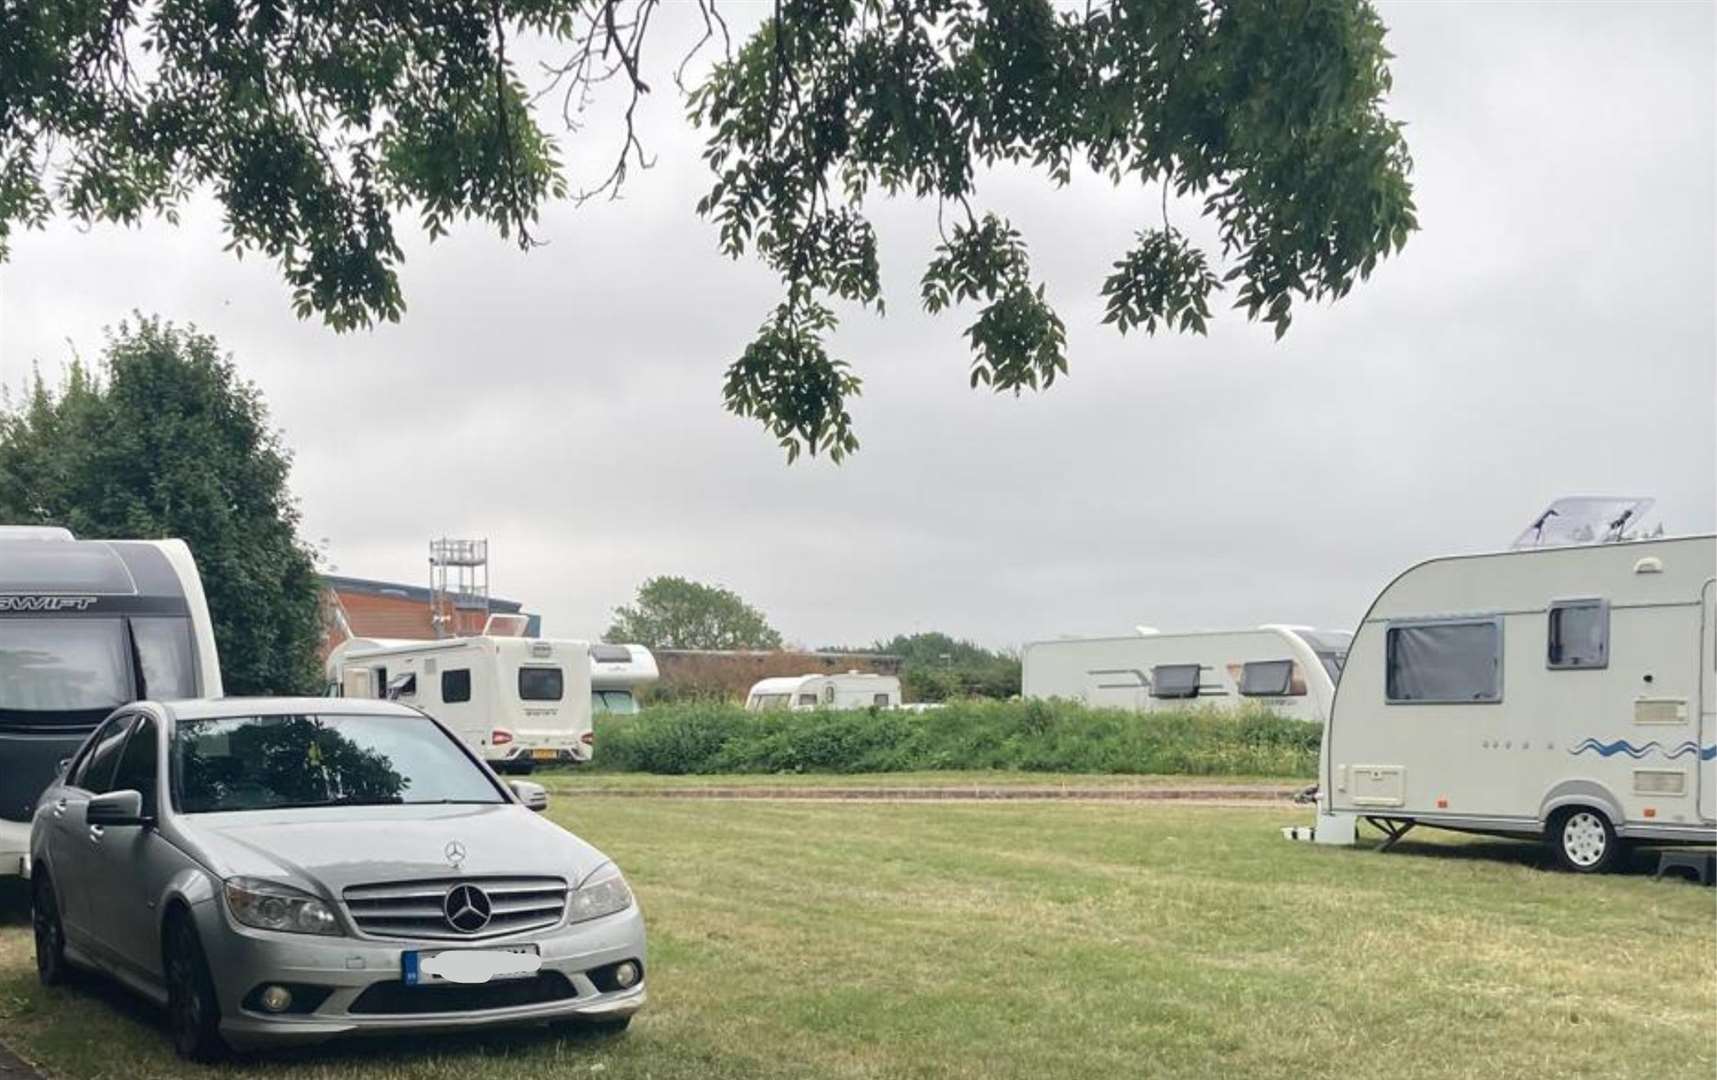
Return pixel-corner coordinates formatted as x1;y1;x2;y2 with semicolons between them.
53;799;67;818
87;824;103;842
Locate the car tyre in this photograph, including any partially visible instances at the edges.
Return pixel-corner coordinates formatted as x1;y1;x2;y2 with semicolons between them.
164;913;227;1062
1549;806;1622;874
32;872;69;987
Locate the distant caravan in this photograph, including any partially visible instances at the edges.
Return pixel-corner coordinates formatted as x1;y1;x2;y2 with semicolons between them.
590;643;659;716
746;673;903;711
326;629;591;773
1020;626;1351;725
1311;497;1715;871
0;527;223;877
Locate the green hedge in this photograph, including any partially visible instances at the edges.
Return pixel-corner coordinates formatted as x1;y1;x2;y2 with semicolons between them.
591;699;1319;777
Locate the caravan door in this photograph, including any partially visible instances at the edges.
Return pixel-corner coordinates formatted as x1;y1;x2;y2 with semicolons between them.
1700;579;1715;824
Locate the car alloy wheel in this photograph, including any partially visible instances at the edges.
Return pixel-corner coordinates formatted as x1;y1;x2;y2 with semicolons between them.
1554;808;1618;874
164;916;226;1062
32;874;67;987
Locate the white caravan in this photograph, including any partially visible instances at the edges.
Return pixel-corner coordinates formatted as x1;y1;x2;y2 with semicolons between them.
1313;497;1715;872
0;527;222;876
326;635;594;773
1021;626;1350;724
590;643;658;716
745;673;903;711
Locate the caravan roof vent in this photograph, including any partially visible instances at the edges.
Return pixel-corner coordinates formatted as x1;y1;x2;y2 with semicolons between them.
1511;497;1657;550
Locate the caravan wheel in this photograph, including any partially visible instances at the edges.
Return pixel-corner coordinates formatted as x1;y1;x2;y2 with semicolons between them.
1550;808;1620;874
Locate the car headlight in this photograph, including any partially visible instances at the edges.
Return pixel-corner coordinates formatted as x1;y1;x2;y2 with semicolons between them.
223;877;341;936
567;863;633;924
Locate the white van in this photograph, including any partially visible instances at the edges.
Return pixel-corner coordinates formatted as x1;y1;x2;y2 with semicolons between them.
1021;626;1349;725
745;673;903;711
1313;497;1715;872
327;635;594;773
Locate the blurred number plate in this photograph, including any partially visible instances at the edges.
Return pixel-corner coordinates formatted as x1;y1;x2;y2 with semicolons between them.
532;748;559;760
403;944;541;986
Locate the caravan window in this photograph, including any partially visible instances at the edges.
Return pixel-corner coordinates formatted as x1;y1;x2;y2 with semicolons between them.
132;618;197;699
385;673;417;699
1151;664;1201;699
1385;617;1503;703
751;693;791;710
0;618;131;716
442;669;472;703
798;694;819;707
518;667;564;701
1547;600;1608;669
873;693;891;707
1239;660;1298;697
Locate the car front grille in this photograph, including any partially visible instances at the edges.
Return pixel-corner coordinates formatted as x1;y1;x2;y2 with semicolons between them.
342;877;568;941
349;972;578;1015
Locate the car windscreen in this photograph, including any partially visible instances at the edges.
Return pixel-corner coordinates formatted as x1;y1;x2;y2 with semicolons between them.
173;713;505;813
0;617;131;719
592;690;637;714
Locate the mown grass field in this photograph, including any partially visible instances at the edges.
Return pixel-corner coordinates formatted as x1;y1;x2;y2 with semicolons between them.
0;796;1712;1080
545;769;1299;792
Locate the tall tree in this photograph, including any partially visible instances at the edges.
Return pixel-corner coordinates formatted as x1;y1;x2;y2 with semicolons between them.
0;318;324;694
865;631;1021;701
606;576;783;651
1;1;1415;460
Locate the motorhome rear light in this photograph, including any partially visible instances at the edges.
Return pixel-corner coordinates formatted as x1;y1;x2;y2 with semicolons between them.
491;730;514;746
580;732;594;745
1435;797;1448;809
1643;807;1657;818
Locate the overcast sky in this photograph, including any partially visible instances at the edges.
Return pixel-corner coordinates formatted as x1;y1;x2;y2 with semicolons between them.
1;2;1712;650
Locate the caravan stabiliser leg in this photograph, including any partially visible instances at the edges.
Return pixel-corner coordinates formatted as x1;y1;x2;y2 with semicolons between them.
1365;817;1416;852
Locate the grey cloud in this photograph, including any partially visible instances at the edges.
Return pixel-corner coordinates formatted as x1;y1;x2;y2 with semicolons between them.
1;1;1711;651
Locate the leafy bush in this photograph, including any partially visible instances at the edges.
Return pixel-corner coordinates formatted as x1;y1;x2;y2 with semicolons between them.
592;699;1319;778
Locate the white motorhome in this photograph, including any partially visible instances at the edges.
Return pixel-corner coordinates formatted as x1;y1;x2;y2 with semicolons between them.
745;673;903;711
0;527;222;876
1021;626;1350;724
1313;497;1714;872
326;634;594;773
590;643;658;716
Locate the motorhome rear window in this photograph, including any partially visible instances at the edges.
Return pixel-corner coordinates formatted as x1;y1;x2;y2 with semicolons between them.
442;668;472;703
518;667;564;701
1385;617;1502;703
1239;660;1295;697
1150;664;1202;699
1547;600;1608;670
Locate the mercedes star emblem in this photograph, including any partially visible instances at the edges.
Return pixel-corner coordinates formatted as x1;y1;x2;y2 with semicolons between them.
443;883;493;933
444;839;467;867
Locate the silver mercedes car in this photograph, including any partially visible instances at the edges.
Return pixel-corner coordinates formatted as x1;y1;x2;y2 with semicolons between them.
28;697;645;1060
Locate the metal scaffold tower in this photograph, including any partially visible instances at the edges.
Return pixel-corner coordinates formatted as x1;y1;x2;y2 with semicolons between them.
428;538;489;639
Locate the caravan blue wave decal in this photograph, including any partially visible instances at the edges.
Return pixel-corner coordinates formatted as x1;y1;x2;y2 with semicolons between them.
1663;741;1717;761
1568;738;1717;760
1567;738;1662;759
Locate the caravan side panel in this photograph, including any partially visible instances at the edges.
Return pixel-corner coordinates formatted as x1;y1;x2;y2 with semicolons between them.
1325;536;1716;840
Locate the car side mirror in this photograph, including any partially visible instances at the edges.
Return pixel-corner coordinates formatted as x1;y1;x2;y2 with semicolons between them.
508;780;549;813
87;789;152;828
